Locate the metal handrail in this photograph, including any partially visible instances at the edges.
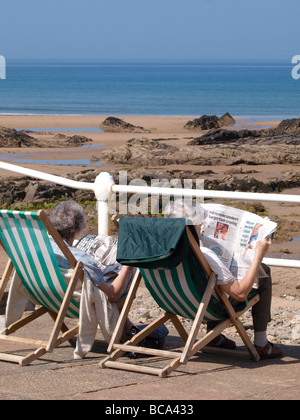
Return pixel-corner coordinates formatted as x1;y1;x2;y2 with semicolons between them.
0;160;299;269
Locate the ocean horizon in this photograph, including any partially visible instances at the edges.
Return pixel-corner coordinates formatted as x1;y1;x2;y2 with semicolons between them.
0;59;299;120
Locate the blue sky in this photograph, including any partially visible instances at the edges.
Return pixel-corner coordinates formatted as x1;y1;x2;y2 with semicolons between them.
0;0;299;60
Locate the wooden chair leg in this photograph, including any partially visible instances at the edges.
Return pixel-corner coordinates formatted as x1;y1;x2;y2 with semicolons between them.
169;314;189;343
107;270;142;353
180;272;216;365
0;260;14;303
47;262;82;352
215;287;260;361
48;311;77;347
2;306;48;336
100;313;171;369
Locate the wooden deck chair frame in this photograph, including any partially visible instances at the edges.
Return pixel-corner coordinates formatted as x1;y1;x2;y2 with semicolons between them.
100;227;260;378
0;209;84;366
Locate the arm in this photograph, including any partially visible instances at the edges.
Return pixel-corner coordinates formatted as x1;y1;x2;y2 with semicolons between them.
219;238;271;302
98;265;132;303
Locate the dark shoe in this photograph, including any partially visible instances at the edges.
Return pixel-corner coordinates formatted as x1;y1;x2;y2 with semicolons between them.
207;334;237;350
254;341;283;360
125;326;166;359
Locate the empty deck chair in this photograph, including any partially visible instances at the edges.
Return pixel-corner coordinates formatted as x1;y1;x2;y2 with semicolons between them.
100;217;260;378
0;209;83;366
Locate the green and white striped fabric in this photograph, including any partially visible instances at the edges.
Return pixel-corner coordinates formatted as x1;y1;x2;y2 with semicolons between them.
116;216;228;322
140;259;225;322
0;210;79;318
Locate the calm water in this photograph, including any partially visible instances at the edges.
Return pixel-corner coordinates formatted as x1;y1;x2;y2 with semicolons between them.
0;59;299;118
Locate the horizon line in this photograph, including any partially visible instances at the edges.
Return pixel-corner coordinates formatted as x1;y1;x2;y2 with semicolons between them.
3;57;292;62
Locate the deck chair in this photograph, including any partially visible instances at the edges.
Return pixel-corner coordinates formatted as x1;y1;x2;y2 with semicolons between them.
0;209;84;366
100;217;260;378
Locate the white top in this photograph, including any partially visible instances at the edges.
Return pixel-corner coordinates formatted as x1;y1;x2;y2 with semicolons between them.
201;246;236;286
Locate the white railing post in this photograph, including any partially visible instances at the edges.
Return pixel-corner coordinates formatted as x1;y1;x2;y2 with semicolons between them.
93;172;115;235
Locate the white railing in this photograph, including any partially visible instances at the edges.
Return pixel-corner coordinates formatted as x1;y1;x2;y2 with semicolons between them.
0;160;299;269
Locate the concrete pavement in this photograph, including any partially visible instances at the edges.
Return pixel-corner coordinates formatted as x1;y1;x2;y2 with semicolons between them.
0;313;299;401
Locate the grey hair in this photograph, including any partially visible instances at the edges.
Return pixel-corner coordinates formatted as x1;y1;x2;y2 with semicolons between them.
50;201;87;241
163;199;205;226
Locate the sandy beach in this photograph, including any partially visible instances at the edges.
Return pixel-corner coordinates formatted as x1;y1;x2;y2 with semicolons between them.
0;113;299;303
0;113;282;177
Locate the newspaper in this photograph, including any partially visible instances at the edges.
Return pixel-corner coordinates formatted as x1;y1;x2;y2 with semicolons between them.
200;203;277;283
75;233;122;281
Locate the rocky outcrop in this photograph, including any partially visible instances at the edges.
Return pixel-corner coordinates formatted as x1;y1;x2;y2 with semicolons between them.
100;117;149;133
189;117;300;146
101;137;178;165
64;135;91;145
184;113;236;131
0;127;40;147
269;117;300;134
0;127;93;148
188;128;266;145
101;130;300;166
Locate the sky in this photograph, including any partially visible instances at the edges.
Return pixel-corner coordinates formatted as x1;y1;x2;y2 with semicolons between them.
0;0;299;61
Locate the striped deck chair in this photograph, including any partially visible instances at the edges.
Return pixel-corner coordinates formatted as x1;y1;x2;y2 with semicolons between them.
0;209;84;366
100;217;260;378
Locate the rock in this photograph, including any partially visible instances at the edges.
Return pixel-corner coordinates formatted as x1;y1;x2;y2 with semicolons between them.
0;126;39;147
0;127;92;148
100;117;149;133
24;182;39;202
271;117;300;134
281;248;292;254
101;137;177;165
184;113;236;131
90;155;101;163
219;112;236;126
188;128;262;146
284;295;295;301
187;116;300;151
188;128;241;145
291;316;300;340
65;135;91;145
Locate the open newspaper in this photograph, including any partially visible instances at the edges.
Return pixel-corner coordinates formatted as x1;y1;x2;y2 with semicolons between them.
75;233;122;281
200;203;277;282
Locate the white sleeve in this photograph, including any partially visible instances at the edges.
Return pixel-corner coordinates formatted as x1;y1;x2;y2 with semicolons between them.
200;247;236;286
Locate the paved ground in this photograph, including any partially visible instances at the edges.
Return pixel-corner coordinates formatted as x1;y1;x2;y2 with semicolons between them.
0;313;299;402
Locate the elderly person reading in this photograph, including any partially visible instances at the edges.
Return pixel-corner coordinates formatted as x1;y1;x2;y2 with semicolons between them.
49;201;133;305
164;199;282;359
4;200;135;358
48;201;135;357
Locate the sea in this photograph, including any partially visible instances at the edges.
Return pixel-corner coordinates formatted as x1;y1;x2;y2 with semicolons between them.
0;59;300;120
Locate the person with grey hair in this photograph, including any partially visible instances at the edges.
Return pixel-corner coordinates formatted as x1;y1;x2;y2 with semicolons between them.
164;199;282;359
50;200;87;244
49;201;133;305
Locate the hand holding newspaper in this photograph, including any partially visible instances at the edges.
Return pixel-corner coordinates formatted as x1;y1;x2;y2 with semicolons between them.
200;203;277;285
75;233;122;281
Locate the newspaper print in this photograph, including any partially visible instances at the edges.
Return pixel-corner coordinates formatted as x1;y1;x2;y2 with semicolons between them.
201;203;277;283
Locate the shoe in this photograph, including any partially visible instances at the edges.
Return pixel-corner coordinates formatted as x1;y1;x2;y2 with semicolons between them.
254;341;283;360
207;334;237;350
125;326;165;359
